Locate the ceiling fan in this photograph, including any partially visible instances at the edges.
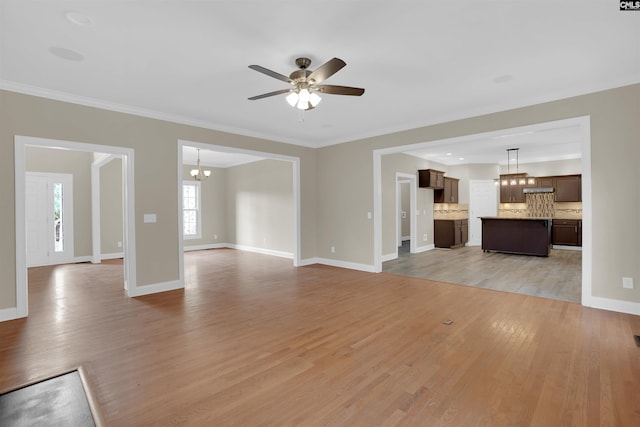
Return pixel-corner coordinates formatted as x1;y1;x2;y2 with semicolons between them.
248;57;365;111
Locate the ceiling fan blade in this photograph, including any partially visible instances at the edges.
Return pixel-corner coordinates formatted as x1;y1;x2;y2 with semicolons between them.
248;89;291;100
307;57;346;84
248;65;292;83
314;85;365;96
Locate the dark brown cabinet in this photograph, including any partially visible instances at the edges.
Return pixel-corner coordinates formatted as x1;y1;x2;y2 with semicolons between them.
481;217;551;256
418;169;444;189
434;219;468;248
536;176;554;188
434;177;459;204
499;174;529;203
552;219;582;246
554;175;581;202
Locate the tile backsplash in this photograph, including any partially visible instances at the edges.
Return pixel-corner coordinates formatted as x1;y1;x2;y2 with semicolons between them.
434;203;469;219
499;200;582;219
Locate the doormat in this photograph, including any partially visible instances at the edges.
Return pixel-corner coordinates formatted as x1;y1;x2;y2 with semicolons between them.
0;368;101;427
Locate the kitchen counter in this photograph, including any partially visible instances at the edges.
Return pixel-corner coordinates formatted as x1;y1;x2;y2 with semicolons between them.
480;217;552;256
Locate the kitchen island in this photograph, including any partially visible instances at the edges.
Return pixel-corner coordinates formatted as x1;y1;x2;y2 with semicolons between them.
480;217;552;256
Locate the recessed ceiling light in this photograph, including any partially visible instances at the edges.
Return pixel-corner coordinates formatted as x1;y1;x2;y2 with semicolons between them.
446;152;452;156
458;157;464;161
65;11;93;26
493;74;513;84
49;46;84;61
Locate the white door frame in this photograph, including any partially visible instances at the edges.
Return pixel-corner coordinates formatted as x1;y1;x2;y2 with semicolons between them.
15;135;136;319
26;172;75;267
91;154;123;264
373;116;592;309
395;173;417;255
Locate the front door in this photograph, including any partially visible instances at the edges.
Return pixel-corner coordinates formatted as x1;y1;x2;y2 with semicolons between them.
26;172;74;267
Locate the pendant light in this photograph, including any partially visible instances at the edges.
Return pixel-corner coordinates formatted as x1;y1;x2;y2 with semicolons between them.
190;149;211;181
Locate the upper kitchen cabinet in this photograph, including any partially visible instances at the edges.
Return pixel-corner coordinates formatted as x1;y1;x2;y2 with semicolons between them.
536;176;554;188
554;175;582;202
499;173;532;203
434;177;459;203
418;169;445;189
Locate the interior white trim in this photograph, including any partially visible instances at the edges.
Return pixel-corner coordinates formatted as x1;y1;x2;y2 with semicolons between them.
313;258;376;273
396;173;417;255
2;78;638;149
226;244;293;260
14;135;136;321
184;243;227;252
101;252;124;260
91;154;120;264
589;296;640;316
0;307;18;323
128;279;183;297
373;116;594;308
177;139;302;291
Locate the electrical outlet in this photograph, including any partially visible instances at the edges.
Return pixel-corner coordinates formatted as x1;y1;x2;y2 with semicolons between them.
330;246;336;253
423;233;428;241
214;234;218;239
623;277;634;289
117;241;122;248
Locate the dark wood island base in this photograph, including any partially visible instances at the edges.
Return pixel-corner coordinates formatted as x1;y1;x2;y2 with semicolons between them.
481;217;552;257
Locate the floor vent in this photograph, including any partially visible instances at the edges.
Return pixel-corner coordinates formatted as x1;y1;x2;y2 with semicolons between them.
635;335;640;347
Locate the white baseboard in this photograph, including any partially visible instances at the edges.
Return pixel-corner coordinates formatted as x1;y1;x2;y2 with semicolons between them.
402;236;410;241
312;257;376;273
184;243;227;252
298;257;320;267
226;244;293;260
101;252;124;260
587;296;640;316
381;252;397;262
129;279;184;297
0;307;20;322
74;256;93;264
414;244;435;253
552;245;583;251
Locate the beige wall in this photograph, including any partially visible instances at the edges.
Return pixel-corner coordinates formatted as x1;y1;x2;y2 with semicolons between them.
25;146;93;257
101;158;124;255
317;84;640;303
2;83;639;312
0;90;317;309
225;159;294;253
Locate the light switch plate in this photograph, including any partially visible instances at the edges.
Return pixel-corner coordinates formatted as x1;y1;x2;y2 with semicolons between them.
143;214;157;223
622;277;634;289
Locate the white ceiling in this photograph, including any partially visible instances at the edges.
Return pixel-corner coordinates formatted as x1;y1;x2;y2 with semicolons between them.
183;146;264;168
1;1;639;155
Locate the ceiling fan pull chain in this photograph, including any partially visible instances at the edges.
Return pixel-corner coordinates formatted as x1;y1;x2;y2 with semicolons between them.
298;108;305;123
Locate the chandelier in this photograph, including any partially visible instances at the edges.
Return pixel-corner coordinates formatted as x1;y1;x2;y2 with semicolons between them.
190;149;211;181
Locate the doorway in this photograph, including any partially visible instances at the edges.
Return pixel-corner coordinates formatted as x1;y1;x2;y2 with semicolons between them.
177;140;301;288
373;116;592;306
14;135;137;319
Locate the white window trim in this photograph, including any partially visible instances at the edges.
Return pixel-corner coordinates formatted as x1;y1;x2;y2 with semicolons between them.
183;180;202;240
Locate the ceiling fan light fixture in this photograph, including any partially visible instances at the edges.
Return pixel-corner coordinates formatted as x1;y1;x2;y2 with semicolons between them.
309;92;322;107
248;57;364;113
286;92;298;106
298;88;311;103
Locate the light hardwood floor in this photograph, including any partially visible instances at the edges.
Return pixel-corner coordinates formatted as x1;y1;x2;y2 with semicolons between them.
1;249;639;426
384;243;582;302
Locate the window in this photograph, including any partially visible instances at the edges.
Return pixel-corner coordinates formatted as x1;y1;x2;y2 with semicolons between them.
183;181;201;239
